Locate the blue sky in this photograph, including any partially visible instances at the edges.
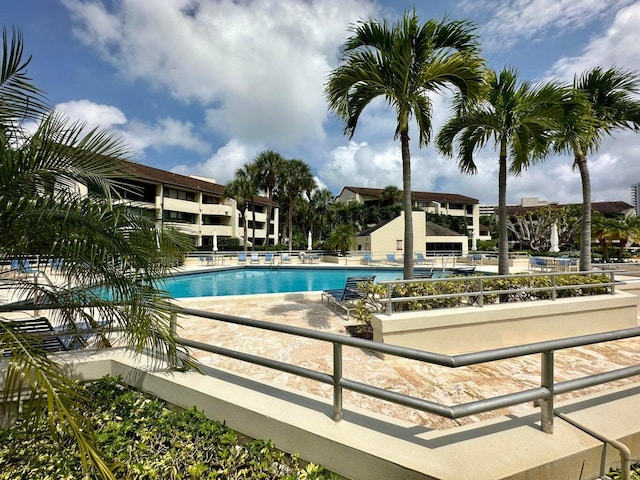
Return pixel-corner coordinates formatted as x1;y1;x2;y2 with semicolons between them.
5;0;640;205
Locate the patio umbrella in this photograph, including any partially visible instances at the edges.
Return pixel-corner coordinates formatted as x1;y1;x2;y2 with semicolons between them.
307;231;312;251
550;223;560;253
471;232;477;251
213;232;218;252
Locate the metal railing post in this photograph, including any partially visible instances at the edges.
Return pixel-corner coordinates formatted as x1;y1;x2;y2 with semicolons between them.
333;343;343;421
386;283;393;314
478;277;484;307
551;273;557;301
610;271;616;295
541;351;554;433
168;311;179;369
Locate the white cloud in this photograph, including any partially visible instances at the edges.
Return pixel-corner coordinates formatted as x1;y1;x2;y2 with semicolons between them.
55;99;127;130
173;138;258;185
551;2;640;79
63;0;380;150
467;0;633;49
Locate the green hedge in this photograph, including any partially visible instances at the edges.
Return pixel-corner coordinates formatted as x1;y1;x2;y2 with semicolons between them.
0;376;338;480
354;273;611;328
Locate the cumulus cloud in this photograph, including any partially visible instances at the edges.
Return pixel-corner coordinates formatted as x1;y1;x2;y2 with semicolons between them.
62;0;380;150
173;138;258;184
550;2;640;79
56;99;127;130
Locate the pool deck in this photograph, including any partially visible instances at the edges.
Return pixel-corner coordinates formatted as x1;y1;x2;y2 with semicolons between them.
173;262;640;430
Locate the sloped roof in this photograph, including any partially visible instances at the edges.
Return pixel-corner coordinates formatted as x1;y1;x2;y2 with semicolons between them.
505;201;634;216
123;161;276;206
357;220;464;237
340;186;478;204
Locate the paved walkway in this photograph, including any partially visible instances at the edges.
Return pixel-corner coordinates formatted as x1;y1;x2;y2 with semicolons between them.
175;293;640;431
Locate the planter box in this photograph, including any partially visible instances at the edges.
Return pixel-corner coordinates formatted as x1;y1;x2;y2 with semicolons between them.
371;291;639;355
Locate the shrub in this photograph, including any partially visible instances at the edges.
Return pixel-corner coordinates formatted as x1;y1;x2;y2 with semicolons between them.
353;273;612;330
0;376;338;480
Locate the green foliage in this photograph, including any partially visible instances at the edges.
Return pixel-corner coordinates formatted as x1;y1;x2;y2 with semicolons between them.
325;224;357;255
0;376;339;480
606;463;640;479
428;213;468;234
353;273;611;327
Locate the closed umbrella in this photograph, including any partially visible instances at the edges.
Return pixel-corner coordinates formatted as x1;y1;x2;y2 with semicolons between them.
307;231;312;251
213;232;218;252
550;223;560;253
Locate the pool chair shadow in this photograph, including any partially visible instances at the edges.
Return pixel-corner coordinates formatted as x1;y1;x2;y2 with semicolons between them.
362;254;382;265
386;253;402;265
237;253;247;264
321;276;375;320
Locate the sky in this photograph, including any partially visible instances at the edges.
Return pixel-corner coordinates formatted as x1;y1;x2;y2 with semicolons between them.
5;0;640;206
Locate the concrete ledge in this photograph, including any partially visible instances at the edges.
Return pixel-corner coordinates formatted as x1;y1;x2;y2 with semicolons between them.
372;292;639;354
60;348;640;480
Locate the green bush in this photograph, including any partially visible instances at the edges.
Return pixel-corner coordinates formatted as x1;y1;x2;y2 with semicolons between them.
353;273;612;329
0;376;338;480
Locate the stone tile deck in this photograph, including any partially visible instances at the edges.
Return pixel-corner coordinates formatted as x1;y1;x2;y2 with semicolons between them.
175;294;640;431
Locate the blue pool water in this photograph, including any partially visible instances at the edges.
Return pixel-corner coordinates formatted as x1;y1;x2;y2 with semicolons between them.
161;267;447;298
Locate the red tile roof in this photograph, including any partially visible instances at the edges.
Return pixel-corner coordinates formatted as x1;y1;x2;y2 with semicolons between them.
340;186;478;204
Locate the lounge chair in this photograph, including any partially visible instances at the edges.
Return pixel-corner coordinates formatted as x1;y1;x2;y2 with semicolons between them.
280;253;292;264
529;256;551;272
1;317;68;356
250;253;260;264
414;253;435;266
264;253;274;265
386;253;402;265
322;276;375;319
237;253;247;264
362;254;381;265
558;255;577;271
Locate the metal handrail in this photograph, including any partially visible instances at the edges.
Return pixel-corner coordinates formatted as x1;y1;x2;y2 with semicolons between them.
174;306;640;433
379;270;617;314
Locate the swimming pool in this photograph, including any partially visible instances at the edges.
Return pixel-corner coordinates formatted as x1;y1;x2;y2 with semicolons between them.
162;267;448;298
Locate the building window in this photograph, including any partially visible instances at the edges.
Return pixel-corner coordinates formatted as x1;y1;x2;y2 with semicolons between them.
396;239;403;250
162;210;196;224
163;188;196;202
202;215;222;226
448;203;463;210
202;195;220;204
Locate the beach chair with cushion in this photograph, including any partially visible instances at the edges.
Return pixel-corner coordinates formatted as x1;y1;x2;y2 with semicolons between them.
414;253;436;266
280;253;292;264
250;253;260;264
264;253;274;265
386;253;402;265
237;253;247;264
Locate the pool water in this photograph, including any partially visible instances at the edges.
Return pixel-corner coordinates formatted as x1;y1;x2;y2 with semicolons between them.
161;267;447;298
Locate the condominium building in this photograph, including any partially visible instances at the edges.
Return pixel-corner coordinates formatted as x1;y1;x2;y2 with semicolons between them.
116;161;279;248
335;186;480;255
631;181;640;214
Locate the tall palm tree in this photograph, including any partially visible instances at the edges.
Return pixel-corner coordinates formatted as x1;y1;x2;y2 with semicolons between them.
225;173;254;252
277;158;316;253
325;11;485;279
437;68;567;274
234;163;259;249
554;67;640;271
0;29;192;479
310;188;334;242
254;150;286;247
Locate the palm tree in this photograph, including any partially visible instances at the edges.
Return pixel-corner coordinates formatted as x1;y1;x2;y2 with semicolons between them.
554;68;640;271
1;29;192;479
310;188;334;242
325;11;485;279
325;223;357;255
234;163;259;249
254;150;286;247
277;159;316;253
437;68;567;274
225;173;254;252
379;185;402;207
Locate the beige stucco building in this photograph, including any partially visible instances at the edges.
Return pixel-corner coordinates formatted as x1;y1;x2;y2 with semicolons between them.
116;162;279;248
336;186;477;256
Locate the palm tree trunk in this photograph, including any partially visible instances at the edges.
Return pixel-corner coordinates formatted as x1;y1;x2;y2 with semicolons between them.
498;152;510;275
400;131;414;280
265;201;272;247
242;214;248;252
576;154;591;271
250;201;256;250
288;198;294;254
